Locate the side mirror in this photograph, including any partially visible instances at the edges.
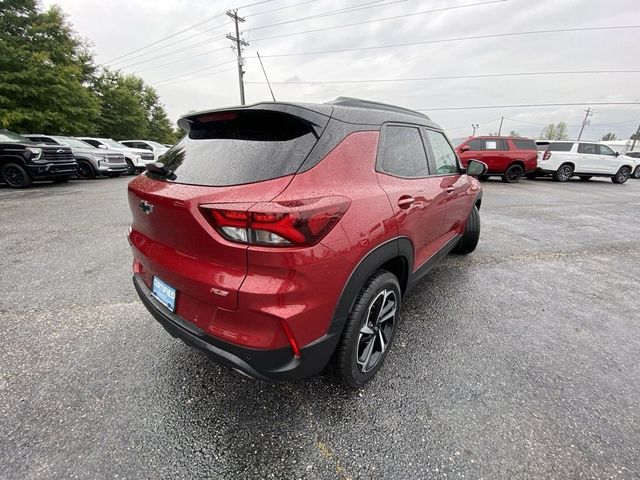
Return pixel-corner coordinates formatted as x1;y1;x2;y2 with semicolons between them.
466;159;488;176
98;144;108;149
460;145;471;152
615;151;620;157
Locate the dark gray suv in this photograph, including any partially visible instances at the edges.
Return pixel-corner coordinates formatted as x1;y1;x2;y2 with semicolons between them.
24;135;128;179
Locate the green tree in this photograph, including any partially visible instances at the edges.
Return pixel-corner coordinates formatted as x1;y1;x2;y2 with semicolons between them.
555;122;569;140
94;69;176;143
0;0;100;134
601;132;617;141
539;122;569;140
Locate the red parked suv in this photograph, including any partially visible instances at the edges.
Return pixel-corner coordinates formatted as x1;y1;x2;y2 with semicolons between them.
128;98;486;387
455;136;538;183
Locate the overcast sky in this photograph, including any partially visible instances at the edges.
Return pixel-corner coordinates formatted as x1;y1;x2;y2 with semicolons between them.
42;0;640;141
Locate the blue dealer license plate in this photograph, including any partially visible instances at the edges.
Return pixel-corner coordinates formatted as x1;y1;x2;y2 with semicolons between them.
151;276;177;312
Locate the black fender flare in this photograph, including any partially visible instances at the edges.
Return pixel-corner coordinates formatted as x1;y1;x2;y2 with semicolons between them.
327;237;414;339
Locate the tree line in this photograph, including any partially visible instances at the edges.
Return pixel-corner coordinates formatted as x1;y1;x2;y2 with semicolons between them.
0;0;182;144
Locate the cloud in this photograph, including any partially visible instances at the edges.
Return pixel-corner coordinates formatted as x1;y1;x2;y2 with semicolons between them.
43;0;640;139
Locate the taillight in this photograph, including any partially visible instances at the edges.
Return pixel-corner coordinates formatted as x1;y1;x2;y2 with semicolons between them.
199;196;350;247
543;151;551;161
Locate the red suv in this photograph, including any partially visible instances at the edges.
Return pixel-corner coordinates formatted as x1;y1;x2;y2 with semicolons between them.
455;136;538;183
128;98;485;387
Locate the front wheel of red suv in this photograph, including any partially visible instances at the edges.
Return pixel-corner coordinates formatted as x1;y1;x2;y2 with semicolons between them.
333;271;401;388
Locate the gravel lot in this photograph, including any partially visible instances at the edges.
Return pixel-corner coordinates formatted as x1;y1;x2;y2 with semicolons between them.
1;176;639;479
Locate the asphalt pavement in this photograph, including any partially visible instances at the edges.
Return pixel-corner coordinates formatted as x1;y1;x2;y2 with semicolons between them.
1;175;639;479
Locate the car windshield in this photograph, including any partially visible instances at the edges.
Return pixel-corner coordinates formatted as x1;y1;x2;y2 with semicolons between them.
146;140;166;148
0;129;32;143
56;137;94;148
101;138;127;149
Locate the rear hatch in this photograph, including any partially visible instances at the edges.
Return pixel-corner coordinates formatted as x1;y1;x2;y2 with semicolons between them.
128;107;328;316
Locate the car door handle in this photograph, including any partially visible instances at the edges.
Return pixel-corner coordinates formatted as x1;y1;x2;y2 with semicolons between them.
397;195;415;209
445;187;455;193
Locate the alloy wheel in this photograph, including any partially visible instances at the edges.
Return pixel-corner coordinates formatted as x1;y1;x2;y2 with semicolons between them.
77;162;93;179
5;165;24;186
356;289;397;373
558;166;572;181
506;166;523;182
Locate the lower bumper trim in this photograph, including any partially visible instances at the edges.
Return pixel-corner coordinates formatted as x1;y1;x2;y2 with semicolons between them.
132;274;339;381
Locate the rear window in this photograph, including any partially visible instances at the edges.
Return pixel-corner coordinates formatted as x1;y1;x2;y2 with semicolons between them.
512;139;537;150
158;110;318;186
547;142;574;152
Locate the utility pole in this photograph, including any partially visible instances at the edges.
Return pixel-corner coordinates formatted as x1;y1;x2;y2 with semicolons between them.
577;107;593;141
630;122;640;152
226;10;249;105
498;116;504;136
472;124;479;136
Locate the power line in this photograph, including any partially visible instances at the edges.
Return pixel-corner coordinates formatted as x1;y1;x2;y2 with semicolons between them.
103;0;275;64
154;66;238;88
153;59;237;86
131;46;231;74
250;0;507;41
110;26;229;68
109;0;403;70
245;0;413;33
249;25;640;59
245;69;640;84
416;102;640;112
118;37;228;71
246;0;322;17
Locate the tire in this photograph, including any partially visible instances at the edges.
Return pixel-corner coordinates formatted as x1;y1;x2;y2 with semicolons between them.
632;166;640;179
52;176;71;184
125;159;136;175
478;175;490;182
553;164;573;182
579;176;592;181
1;163;32;188
453;205;480;254
611;166;631;184
502;164;523;183
333;270;401;388
76;161;96;180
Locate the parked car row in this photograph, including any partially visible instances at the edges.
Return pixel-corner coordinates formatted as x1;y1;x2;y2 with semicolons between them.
0;129;172;188
452;135;639;184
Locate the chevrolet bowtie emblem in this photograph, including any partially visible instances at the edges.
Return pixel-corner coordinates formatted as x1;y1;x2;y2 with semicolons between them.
139;200;154;214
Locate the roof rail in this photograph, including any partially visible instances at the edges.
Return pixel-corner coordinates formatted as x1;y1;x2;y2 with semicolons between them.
326;97;428;119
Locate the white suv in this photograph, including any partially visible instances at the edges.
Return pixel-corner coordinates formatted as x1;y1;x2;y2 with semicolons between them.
77;137;156;173
535;141;635;184
119;140;169;161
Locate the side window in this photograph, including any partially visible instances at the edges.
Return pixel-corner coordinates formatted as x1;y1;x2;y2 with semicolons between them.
380;125;430;177
467;139;482;151
83;139;100;148
578;143;598;154
483;139;507;151
597;144;615;156
425;130;459;175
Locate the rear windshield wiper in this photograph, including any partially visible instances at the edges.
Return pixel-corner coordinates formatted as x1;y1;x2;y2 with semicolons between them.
146;162;177;180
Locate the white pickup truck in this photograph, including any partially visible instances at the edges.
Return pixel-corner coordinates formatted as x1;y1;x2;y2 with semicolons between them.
534;141;635;184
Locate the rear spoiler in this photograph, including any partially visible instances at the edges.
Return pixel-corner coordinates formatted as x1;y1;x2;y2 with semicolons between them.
177;102;333;137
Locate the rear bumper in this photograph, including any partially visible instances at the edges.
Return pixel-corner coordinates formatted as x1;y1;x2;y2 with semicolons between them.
133;274;341;381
